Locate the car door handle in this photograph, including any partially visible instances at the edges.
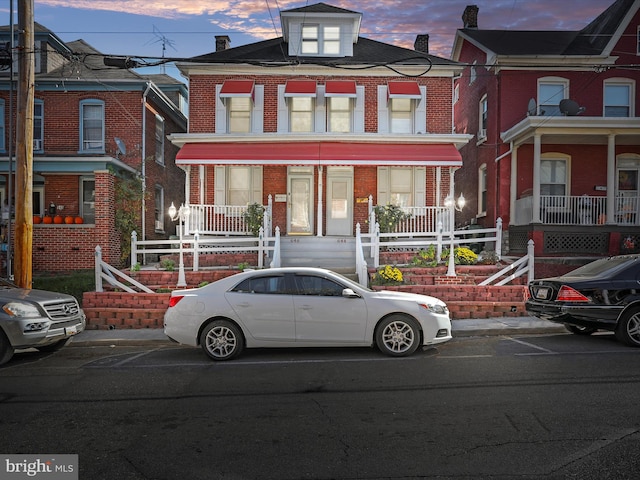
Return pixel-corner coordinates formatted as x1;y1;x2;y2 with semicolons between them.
235;302;251;308
299;305;312;310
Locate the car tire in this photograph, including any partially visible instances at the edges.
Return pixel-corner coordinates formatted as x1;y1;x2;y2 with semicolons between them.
565;324;597;335
200;320;244;361
0;330;15;366
375;315;421;357
615;307;640;347
38;338;72;352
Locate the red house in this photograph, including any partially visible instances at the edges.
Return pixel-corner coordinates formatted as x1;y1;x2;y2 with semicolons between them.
0;24;188;274
170;2;472;268
452;0;640;258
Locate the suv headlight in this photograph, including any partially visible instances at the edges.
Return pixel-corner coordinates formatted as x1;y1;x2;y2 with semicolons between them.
3;301;42;318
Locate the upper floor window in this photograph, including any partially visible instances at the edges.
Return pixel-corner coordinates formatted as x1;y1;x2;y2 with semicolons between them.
301;24;341;56
538;79;568;116
637;25;640;55
290;97;314;132
0;100;4;152
478;95;488;141
80;99;105;153
33;99;43;152
378;81;425;134
328;97;352;132
604;81;633;117
216;81;263;134
155;114;165;164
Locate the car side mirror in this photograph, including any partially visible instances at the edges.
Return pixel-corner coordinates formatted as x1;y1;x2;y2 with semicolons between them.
342;288;360;298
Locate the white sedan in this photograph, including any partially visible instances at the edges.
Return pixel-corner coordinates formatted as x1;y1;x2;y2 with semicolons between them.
164;267;452;361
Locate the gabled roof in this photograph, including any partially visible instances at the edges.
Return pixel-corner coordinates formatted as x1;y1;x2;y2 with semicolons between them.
189;35;458;67
282;2;360;15
452;0;638;59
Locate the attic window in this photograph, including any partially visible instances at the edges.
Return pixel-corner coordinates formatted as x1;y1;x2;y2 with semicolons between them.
301;24;341;56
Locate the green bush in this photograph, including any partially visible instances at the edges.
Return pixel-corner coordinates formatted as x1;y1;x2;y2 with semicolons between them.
373;204;412;234
33;270;95;306
243;203;265;237
411;245;438;267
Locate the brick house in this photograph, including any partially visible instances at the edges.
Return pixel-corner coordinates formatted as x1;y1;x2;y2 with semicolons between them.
451;0;640;257
169;2;472;267
0;23;187;273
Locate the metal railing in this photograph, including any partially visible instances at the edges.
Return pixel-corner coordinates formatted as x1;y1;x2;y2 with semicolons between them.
535;194;639;225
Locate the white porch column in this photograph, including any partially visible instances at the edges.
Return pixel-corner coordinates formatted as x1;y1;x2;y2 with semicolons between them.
317;165;323;237
532;134;542;223
510;147;518;224
198;165;205;205
606;134;616;224
183;165;191;204
436;166;442;206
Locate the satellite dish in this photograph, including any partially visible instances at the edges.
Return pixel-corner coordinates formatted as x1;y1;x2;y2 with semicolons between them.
527;98;537;116
559;99;586;116
114;137;127;157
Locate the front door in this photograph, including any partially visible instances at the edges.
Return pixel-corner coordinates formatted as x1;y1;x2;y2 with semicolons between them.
617;159;640;224
326;167;353;236
287;167;314;235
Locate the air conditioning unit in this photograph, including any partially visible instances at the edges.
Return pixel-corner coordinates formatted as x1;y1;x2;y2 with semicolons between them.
155;220;163;231
33;139;42;151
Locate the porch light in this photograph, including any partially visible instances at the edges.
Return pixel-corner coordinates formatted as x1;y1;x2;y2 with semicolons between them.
168;202;191;288
444;194;465;277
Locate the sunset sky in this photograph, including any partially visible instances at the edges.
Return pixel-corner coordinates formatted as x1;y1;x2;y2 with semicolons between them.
2;0;618;78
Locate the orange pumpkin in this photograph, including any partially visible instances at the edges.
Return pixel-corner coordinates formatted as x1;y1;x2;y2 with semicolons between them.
43;216;53;224
64;216;74;224
53;215;63;224
33;215;42;224
74;216;84;224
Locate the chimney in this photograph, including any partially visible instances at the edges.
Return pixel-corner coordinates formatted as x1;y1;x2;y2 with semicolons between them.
462;5;479;29
414;34;429;54
216;35;231;52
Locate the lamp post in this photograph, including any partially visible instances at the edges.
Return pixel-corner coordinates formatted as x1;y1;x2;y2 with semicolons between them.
444;193;465;277
168;202;190;288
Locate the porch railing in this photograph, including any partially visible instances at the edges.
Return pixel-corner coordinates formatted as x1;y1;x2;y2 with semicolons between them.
515;194;639;226
186;195;273;236
367;196;449;234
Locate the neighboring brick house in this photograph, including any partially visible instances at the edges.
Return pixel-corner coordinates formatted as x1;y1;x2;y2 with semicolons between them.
451;0;640;257
0;23;187;273
169;2;471;258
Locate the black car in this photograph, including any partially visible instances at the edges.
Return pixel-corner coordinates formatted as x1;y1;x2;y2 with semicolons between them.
526;254;640;347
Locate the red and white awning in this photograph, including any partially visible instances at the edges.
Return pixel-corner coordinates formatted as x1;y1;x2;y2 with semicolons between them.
284;80;317;97
219;80;255;98
324;80;357;98
176;142;461;166
387;81;422;99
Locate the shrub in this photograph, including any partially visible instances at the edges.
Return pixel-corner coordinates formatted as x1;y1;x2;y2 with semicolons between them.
243;203;265;237
371;265;404;285
160;259;175;271
373;204;412;234
441;246;478;265
477;250;500;265
411;245;438;267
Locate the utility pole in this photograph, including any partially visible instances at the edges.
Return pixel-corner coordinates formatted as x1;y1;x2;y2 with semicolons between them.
15;0;34;288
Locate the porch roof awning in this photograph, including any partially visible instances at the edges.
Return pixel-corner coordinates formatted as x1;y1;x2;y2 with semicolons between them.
176;142;462;166
387;81;422;99
219;80;255;98
324;80;357;97
284;80;317;97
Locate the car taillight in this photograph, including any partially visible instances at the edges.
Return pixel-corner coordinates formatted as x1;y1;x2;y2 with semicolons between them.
557;285;590;302
168;296;184;308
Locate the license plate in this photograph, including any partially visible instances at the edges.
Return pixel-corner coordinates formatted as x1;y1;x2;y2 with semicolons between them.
536;287;550;300
65;325;79;336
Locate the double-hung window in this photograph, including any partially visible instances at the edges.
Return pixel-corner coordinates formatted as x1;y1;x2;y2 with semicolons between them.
217;80;263;134
538;79;568;116
154;185;164;232
604;81;633;117
290;97;314;132
302;25;319;54
300;25;341;55
328;97;352;132
377;166;426;209
80;99;105;152
379;82;425;134
155;114;165;164
478;164;487;215
228;97;252;133
478;95;487;141
541;159;567;196
33;99;44;152
0;100;4;152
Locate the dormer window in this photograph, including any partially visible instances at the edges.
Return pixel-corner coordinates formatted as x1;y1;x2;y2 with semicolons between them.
300;24;342;56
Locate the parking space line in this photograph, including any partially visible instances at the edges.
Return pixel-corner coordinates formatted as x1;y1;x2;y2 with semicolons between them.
110;348;164;367
506;337;557;354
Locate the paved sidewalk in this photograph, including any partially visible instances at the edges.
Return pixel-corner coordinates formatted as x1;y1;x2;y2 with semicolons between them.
70;316;566;347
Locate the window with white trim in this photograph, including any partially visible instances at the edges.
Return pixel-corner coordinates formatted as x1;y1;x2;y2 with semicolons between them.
80;177;95;224
323;26;341;54
604;80;633;117
80;99;105;152
377;166;426;208
390;98;413;134
478;95;487;141
478;164;487;215
33;99;43;152
154;185;164;232
155;114;165;164
538;79;568;116
328;97;352;132
301;24;341;56
541;158;567;196
228;97;252;133
290;97;314;132
302;25;319;54
226;166;263;206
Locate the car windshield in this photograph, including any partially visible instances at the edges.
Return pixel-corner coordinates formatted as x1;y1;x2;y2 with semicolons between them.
561;256;640;279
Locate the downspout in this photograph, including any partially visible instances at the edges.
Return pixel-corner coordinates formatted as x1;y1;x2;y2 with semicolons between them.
141;82;152;244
